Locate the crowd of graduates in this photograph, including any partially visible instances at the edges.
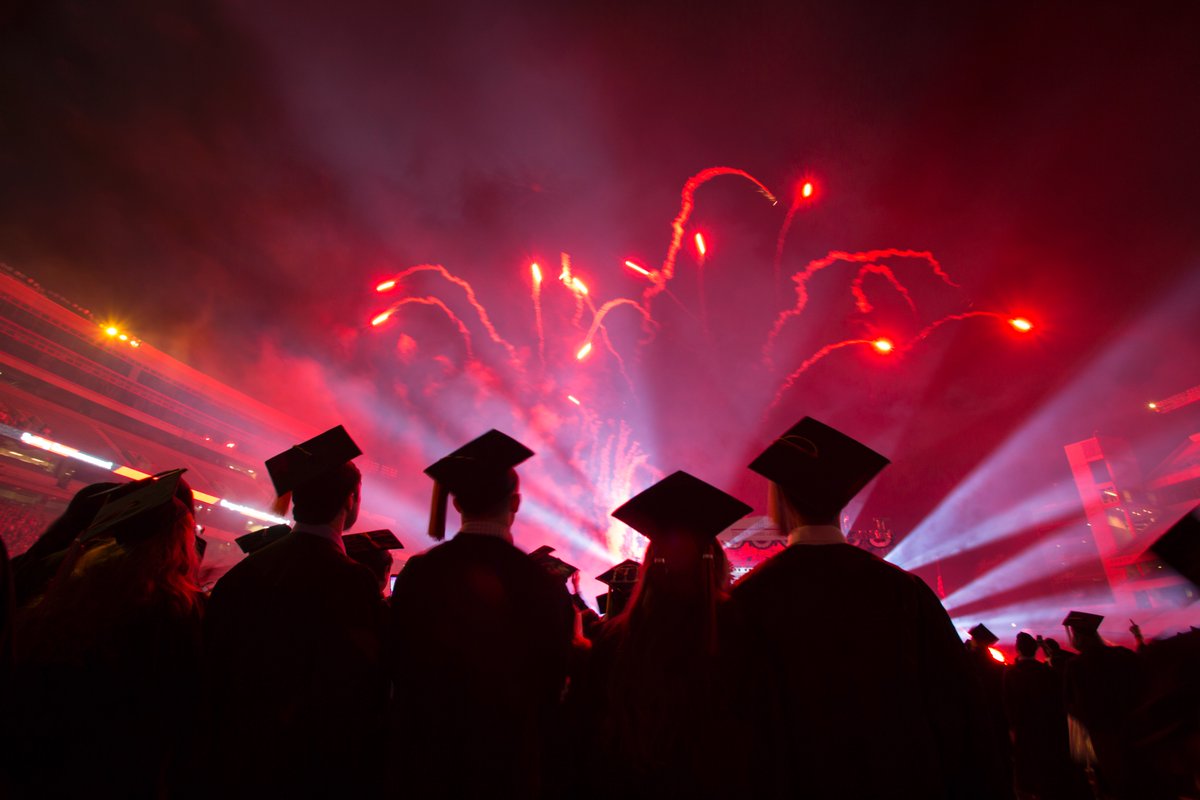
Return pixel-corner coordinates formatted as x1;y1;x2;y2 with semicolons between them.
0;417;1197;800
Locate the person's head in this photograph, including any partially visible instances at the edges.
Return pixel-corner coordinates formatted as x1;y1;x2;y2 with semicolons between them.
621;533;730;624
451;468;520;526
1062;610;1105;652
17;493;200;662
768;480;840;529
1067;625;1104;652
1042;637;1063;656
609;471;748;652
348;547;394;594
291;462;362;528
1016;631;1038;658
26;482;120;559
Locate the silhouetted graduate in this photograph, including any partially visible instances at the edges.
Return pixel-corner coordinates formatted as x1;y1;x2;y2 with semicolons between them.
386;429;574;799
570;471;750;800
595;558;639;617
725;417;1003;799
1131;507;1200;793
966;623;1013;794
344;528;404;594
203;426;387;799
1062;611;1169;799
1004;632;1087;800
2;471;203;800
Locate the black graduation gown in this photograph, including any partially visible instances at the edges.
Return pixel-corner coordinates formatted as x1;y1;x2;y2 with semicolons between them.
566;613;734;800
202;531;387;799
1003;659;1080;798
386;532;574;799
725;543;1001;800
2;598;202;800
1064;644;1165;799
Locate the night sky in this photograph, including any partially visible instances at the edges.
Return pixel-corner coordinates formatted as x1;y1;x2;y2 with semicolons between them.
2;1;1198;633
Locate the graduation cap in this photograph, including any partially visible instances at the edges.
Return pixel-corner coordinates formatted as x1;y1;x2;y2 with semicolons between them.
1062;610;1104;632
968;623;999;645
612;471;752;544
596;558;641;616
424;429;534;540
748;417;890;515
597;559;641;587
1149;506;1200;592
265;425;362;497
235;524;291;555
82;469;189;543
529;545;578;582
342;529;405;557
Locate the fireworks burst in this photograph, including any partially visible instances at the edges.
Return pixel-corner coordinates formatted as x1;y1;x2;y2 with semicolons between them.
364;168;1030;563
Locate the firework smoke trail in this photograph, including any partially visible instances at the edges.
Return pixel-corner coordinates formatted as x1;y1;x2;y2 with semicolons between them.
773;181;815;282
769;339;880;409
644;167;776;307
764;249;961;365
372;296;476;358
381;264;521;366
571;295;640;391
577;298;656;353
851;263;919;314
899;310;1009;354
530;263;545;366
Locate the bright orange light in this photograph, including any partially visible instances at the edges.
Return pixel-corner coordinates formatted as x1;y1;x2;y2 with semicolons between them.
371;310;392;327
191;490;220;505
801;181;814;199
104;326;118;337
572;277;589;295
118;334;129;341
624;260;651;276
872;338;894;353
1147;402;1158;410
988;646;1006;664
129;340;140;348
576;342;593;360
113;465;151;480
567;395;581;406
531;263;543;284
375;280;396;292
1009;317;1033;332
695;232;707;257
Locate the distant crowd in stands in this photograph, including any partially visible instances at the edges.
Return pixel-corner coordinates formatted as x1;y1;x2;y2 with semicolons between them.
0;419;1197;800
0;499;52;557
0;400;52;437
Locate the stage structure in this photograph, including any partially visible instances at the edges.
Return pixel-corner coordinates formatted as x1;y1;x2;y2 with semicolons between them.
1065;429;1199;612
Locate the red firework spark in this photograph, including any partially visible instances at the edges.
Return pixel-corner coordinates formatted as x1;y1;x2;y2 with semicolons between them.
372;296;475;358
769;338;886;409
383;264;520;365
765;249;961;365
851;263;919;314
644;166;776;306
898;310;1010;354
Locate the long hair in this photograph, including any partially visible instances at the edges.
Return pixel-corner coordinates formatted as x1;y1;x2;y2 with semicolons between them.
16;497;201;665
601;535;730;770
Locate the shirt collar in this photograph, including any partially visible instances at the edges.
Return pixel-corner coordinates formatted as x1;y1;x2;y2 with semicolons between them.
787;524;846;547
292;521;346;554
458;520;514;543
